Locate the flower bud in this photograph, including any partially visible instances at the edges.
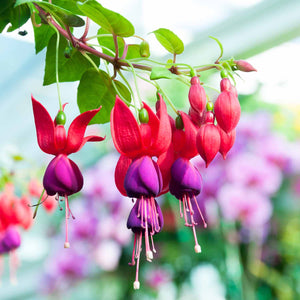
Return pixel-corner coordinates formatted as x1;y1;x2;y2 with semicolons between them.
188;76;206;114
196;113;220;167
214;79;241;133
218;125;236;159
234;60;257;72
139;40;150;58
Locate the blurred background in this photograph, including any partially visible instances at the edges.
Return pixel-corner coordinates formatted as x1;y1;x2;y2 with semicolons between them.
1;0;300;299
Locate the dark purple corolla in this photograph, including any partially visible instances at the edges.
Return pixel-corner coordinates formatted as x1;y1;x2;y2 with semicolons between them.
169;157;206;253
124;155;164;290
0;227;21;254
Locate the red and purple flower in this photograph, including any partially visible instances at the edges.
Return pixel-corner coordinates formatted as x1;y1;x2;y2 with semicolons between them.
31;96;105;247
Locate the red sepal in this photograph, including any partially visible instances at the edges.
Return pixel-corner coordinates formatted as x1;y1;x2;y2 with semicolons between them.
64;107;102;155
110;96;143;158
31;95;57;155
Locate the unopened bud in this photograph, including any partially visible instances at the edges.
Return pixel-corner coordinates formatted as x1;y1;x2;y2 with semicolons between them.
234;60;257;72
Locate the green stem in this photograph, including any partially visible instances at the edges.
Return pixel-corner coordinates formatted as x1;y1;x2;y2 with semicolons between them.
33;189;45;219
119;59;143;108
118;71;138;109
49;23;62;110
81;52;99;72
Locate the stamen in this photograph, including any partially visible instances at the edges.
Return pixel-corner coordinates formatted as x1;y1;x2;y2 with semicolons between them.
187;196;197;226
129;233;137;266
150;234;157;253
66;199;75;220
144;198;153;262
64;196;70;248
140;197;145;229
151;197;160;232
183;195;191;227
9;250;18;285
179;199;183;218
192;225;201;253
133;232;142;290
193;195;207;228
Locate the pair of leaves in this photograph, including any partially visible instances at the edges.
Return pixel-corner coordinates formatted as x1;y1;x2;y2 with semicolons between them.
77;69;131;124
44;34;100;85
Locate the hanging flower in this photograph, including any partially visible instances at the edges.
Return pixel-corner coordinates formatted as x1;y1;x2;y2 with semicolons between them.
125;156;164;289
110;94;171;289
31;96;105;247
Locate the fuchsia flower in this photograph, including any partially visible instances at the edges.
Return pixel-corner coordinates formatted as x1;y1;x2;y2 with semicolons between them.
110;94;171;289
31;96;105;248
196;111;221;167
214;78;241;133
158;112;207;252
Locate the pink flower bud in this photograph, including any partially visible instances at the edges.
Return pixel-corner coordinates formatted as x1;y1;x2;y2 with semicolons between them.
214;79;241;133
188;76;206;114
234;60;257;72
196;112;220;167
218;126;236;159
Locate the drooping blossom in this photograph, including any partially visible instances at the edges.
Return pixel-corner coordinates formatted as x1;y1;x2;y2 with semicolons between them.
158;112;206;252
110;94;171;289
31;96;105;247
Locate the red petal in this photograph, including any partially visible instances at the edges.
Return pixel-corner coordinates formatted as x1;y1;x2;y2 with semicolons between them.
179;112;198;159
110;96;143;158
31;95;57;155
64;107;101;154
115;155;132;196
147;94;172;156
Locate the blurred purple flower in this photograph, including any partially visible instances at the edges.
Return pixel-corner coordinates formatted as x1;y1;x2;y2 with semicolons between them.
218;184;273;228
145;267;172;290
226;153;282;196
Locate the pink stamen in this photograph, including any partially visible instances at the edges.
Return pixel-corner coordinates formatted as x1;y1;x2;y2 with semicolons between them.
150;234;157;253
144;199;153;262
64;196;70;248
183;196;191;226
179;199;183;218
9;250;19;284
192;224;201;253
187;196;197;226
193;195;207;228
133;232;142;290
129;233;137;266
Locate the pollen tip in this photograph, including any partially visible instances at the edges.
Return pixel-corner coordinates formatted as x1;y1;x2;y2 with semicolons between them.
64;242;70;248
194;244;201;253
133;281;140;290
146;250;153;261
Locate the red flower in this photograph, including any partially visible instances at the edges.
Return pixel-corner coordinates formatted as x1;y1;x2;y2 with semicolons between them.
31;95;104;247
111;94;172;195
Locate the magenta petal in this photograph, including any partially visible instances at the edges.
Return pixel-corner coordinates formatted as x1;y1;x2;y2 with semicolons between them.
124;156;162;198
0;227;21;253
43;155;83;196
169;158;202;199
127;199;163;234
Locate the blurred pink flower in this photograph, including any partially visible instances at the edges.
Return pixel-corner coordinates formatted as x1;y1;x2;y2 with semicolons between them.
218;184;273;228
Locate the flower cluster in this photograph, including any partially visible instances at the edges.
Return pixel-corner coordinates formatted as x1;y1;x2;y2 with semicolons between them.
110;72;245;288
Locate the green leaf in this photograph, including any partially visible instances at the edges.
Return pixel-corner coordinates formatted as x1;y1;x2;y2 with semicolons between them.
77;0;134;37
77;69;131;124
52;0;83;15
37;2;85;27
126;44;141;59
33;14;55;53
150;67;177;80
97;28;124;56
44;34;100;85
1;0;12;14
152;28;184;55
6;4;31;32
